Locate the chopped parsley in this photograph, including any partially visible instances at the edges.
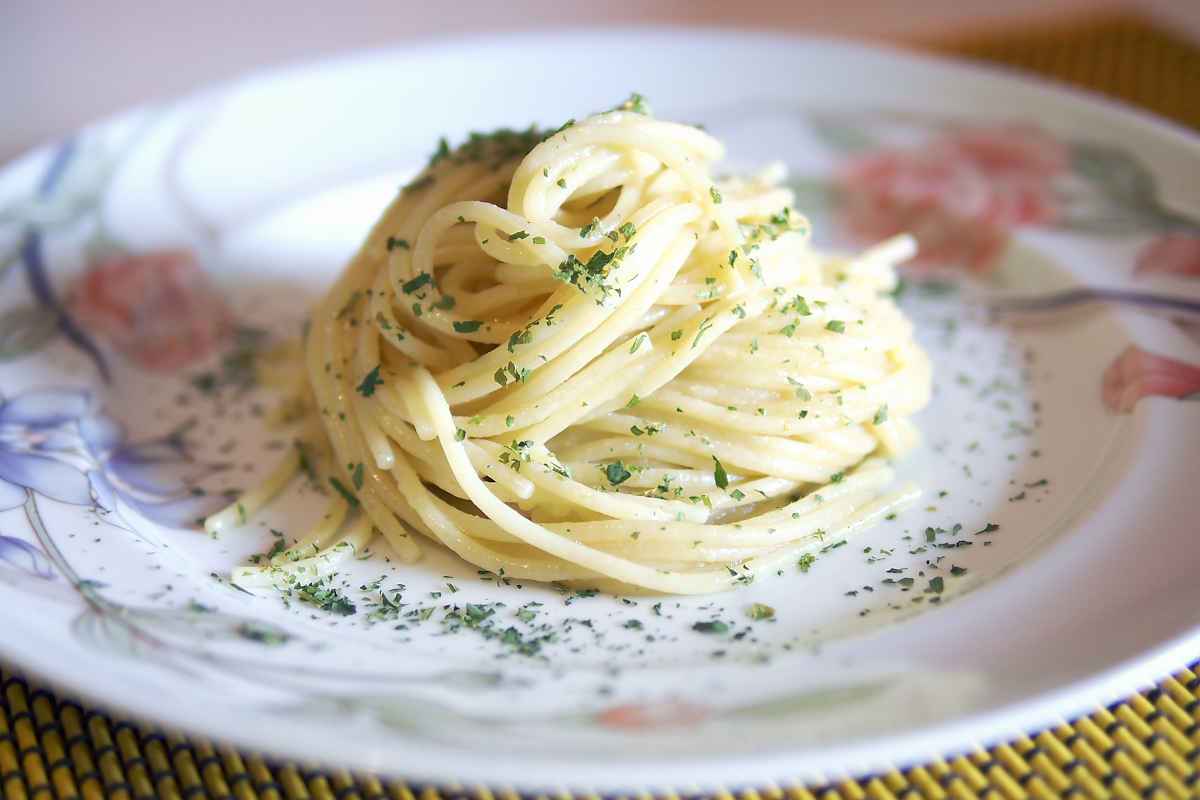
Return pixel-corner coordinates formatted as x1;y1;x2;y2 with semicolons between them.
712;456;729;489
452;320;483;333
616;93;649;114
605;461;632;486
296;579;357;616
328;477;359;507
356;365;384;397
402;272;433;294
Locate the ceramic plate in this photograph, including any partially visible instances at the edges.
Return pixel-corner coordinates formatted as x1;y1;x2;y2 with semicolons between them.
2;31;1199;792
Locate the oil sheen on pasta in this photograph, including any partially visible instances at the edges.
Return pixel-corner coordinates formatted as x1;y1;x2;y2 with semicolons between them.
208;96;932;595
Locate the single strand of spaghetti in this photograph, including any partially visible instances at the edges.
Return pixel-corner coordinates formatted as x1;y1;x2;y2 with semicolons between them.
274;495;350;561
234;516;376;587
353;394;396;470
205;449;301;535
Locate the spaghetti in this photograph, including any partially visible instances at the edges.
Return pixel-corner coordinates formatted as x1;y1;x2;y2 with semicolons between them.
208;96;931;595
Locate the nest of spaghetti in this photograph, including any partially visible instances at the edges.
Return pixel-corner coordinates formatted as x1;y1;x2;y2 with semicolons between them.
210;98;931;595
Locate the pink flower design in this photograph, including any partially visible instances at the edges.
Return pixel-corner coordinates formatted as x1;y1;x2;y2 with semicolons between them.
71;250;232;372
1101;345;1200;413
1134;233;1200;277
838;125;1067;273
595;699;708;730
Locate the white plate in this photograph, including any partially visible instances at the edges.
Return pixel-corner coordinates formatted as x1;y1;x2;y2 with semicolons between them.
2;30;1199;792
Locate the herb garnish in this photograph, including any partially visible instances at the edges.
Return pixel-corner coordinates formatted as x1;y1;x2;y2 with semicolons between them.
329;477;359;507
356;365;384;397
605;461;632;486
712;456;729;489
296;578;357;616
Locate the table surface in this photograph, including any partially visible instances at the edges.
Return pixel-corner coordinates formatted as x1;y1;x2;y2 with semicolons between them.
3;10;1200;800
5;0;1200;164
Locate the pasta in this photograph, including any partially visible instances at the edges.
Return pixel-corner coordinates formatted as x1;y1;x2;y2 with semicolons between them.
209;96;931;595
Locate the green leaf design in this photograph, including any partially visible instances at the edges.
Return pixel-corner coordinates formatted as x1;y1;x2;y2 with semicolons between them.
71;607;157;660
1059;142;1200;234
0;306;59;361
806;113;882;153
1070;142;1158;205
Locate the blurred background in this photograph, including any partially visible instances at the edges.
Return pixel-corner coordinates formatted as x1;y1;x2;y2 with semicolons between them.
5;0;1200;161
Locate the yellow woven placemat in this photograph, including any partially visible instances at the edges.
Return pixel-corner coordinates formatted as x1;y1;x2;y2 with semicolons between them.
3;13;1200;800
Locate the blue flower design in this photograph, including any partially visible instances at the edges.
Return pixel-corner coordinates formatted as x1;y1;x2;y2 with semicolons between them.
0;534;54;579
0;389;95;510
0;387;224;527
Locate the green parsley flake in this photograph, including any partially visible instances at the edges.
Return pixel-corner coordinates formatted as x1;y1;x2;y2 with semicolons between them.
356;365;383;397
873;405;889;425
453;320;483;333
614;93;650;115
826;319;846;333
329;477;359;507
709;186;723;204
402;272;433;294
712;455;729;489
605;461;632;486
